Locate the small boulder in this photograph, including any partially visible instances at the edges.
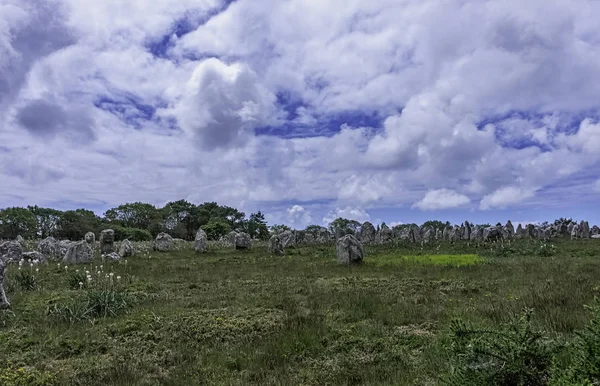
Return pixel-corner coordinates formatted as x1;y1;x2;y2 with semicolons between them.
280;230;296;248
234;232;252;250
22;251;46;264
0;240;23;263
16;235;24;244
154;232;174;252
62;240;93;264
58;240;72;258
336;234;364;264
104;252;122;261
194;229;208;253
268;234;284;256
119;239;135;258
99;229;115;254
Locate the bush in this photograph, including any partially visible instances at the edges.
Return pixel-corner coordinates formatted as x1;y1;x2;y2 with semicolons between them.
444;309;557;386
47;289;131;324
12;270;37;291
537;243;557;257
0;364;58;386
64;271;88;290
112;225;152;242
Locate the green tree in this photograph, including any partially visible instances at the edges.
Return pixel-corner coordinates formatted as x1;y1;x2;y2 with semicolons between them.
56;209;101;240
328;218;361;237
163;200;198;240
270;224;292;234
0;207;37;239
104;202;159;230
245;211;269;240
202;218;231;240
422;220;450;230
27;205;63;238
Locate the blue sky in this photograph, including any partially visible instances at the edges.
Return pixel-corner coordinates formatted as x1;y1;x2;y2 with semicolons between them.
1;0;600;228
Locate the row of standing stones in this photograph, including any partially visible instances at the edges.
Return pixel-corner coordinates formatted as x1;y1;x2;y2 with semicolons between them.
0;219;598;268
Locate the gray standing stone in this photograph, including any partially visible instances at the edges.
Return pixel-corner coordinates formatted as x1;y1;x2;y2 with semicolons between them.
462;222;471;240
154;232;174;252
336;234;364;265
592;225;600;236
411;225;422;243
234;232;252;249
376;224;393;244
443;226;453;241
63;240;93;264
119;239;135;257
422;227;435;244
0;259;9;307
483;226;502;242
38;237;60;260
359;222;376;244
526;224;537;238
85;232;96;246
16;235;24;244
571;224;581;240
194;229;208;253
0;240;22;263
268;234;284;256
99;229;115;255
470;226;484;242
505;221;515;237
58;240;72;258
580;221;590;238
280;230;296;248
450;226;461;242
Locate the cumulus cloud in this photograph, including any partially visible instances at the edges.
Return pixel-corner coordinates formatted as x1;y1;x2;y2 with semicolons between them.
286;205;312;228
413;189;471;211
480;187;537;210
323;207;371;226
1;0;600;224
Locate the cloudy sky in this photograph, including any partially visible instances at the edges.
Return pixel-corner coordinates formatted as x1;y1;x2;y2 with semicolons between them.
1;0;600;228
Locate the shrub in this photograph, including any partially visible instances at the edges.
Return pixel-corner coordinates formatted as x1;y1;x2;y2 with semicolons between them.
537;243;557;257
444;309;557;386
64;270;88;290
0;364;58;386
112;225;153;242
12;270;37;291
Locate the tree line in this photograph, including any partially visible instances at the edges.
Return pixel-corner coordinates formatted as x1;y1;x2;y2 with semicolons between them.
0;201;270;242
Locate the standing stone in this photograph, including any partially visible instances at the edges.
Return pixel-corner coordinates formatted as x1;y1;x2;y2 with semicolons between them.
580;221;590;238
85;232;96;246
336;235;364;265
317;228;332;244
525;224;537;239
359;222;376;244
268;234;284;256
462;222;471;240
443;226;453;241
571;224;581;240
422;227;435;244
194;229;208;253
505;221;515;237
119;239;135;257
483;226;502;242
592;225;600;236
450;226;461;242
154;232;174;252
234;232;252;249
99;229;115;255
0;259;9;307
280;230;296;248
294;230;306;245
63;240;93;264
435;228;442;240
0;241;22;263
58;240;72;258
568;223;575;235
411;225;422;243
376;224;393;244
16;235;24;244
38;237;60;260
470;226;484;242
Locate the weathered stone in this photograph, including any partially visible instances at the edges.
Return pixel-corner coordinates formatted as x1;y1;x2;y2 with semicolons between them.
38;237;60;260
154;232;174;252
483;226;502;242
119;239;135;257
104;252;122;261
450;226;461;242
0;240;22;263
592;234;600;239
526;224;537;238
268;234;284;256
294;230;306;245
505;221;515;237
470;226;484;242
376;224;393;244
411;225;422;243
580;221;590;238
63;240;93;264
571;224;581;240
280;230;296;248
85;232;96;246
435;228;442;240
317;228;332;243
58;240;72;258
443;226;453;241
336;234;364;264
359;222;376;243
422;227;435;244
462;222;471;240
99;229;115;254
592;225;600;236
515;224;524;238
23;251;45;263
16;235;24;244
0;259;9;307
234;232;252;249
194;229;208;253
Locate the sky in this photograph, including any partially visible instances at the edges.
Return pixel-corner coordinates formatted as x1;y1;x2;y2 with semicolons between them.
1;0;600;228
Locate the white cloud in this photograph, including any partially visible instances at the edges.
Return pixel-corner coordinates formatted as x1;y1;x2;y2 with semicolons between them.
286;205;312;228
1;0;600;222
413;189;471;211
480;186;537;210
323;207;371;226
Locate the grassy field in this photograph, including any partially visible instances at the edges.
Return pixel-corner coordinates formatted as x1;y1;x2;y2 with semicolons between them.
1;238;600;385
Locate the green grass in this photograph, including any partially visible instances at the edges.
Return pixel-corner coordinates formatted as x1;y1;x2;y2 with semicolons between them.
0;238;599;385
